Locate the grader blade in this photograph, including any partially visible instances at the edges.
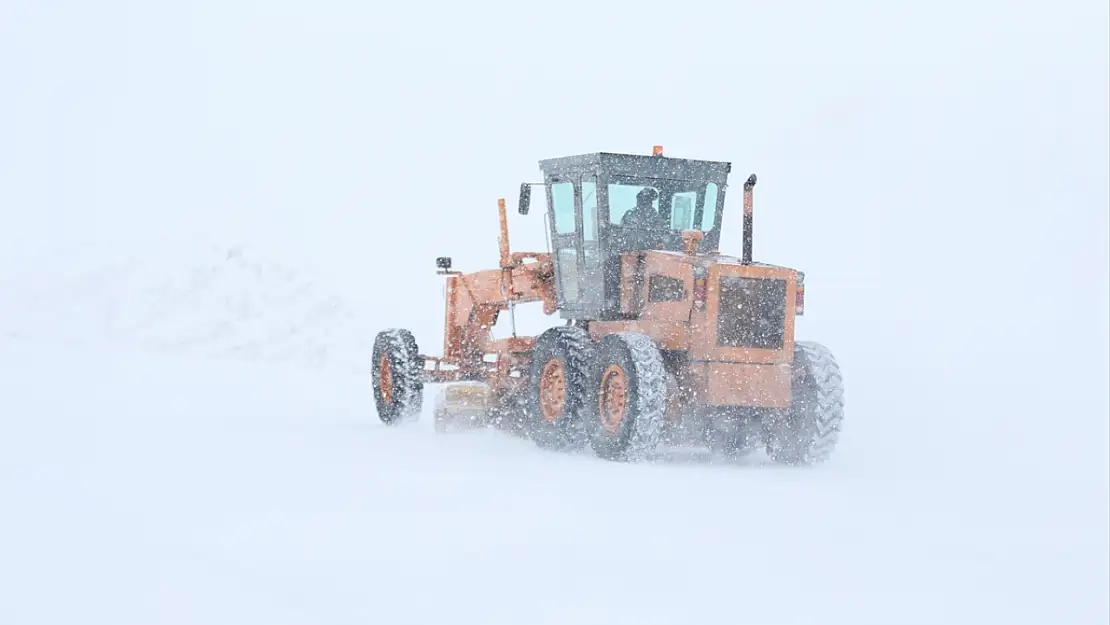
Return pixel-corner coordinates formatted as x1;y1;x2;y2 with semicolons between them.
433;382;495;433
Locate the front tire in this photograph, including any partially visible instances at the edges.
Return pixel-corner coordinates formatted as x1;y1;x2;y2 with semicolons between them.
583;332;668;462
764;340;845;465
372;328;424;425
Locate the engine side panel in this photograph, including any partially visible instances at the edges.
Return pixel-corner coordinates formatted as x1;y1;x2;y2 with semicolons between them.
618;251;695;322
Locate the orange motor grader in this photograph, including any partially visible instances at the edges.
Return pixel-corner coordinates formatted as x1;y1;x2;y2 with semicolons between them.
371;147;844;465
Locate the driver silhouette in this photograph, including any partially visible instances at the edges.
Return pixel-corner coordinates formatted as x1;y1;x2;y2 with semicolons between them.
620;187;665;230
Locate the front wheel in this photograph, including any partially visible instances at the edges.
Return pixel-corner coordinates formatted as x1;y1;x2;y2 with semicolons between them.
582;332;668;462
372;328;424;425
763;340;845;465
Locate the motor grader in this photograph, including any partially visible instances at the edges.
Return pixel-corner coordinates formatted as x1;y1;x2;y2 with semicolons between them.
371;146;844;464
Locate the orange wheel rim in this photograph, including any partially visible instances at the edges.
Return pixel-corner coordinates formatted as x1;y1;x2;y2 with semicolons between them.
379;355;394;404
598;364;628;434
539;359;567;422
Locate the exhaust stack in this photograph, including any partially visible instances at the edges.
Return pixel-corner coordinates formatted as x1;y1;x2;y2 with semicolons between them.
742;173;757;265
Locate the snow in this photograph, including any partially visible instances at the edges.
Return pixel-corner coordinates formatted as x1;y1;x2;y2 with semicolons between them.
1;1;1108;623
1;237;1106;625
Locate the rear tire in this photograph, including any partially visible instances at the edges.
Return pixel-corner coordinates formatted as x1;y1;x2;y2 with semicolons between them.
523;326;594;451
764;340;844;465
372;328;424;425
583;332;668;462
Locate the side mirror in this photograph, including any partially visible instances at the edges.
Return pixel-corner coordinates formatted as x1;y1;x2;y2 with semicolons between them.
518;183;531;215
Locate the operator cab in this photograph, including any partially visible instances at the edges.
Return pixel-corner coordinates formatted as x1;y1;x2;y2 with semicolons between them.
518;147;732;319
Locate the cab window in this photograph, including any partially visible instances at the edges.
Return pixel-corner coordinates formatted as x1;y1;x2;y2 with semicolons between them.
697;183;719;231
671;192;697;229
608;183;659;224
551;182;575;234
582;176;598;241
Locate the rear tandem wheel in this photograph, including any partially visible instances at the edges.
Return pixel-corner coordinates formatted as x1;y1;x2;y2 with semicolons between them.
582;332;668;462
763;340;845;465
522;326;594;451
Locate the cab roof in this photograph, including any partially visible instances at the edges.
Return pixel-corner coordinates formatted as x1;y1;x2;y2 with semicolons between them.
538;152;733;185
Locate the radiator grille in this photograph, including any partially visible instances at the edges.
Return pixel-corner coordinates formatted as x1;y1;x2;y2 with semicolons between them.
716;277;787;349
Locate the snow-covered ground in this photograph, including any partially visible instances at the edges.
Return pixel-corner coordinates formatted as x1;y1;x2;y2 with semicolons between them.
0;237;1106;625
2;1;1107;623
